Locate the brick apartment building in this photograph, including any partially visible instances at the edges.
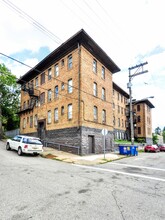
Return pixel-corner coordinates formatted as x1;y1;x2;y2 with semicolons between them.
17;29;154;154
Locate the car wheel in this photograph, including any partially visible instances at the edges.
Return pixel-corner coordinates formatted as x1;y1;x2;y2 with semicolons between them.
18;147;22;156
6;143;11;151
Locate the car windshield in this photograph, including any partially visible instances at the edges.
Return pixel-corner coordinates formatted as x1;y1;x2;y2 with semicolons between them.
22;138;42;145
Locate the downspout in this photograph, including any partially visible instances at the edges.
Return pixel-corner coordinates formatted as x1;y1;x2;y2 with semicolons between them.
78;42;82;155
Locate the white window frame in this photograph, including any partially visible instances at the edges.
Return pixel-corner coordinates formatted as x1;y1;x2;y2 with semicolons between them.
93;82;97;96
48;89;52;102
102;110;106;123
54;108;58;122
94;106;98;121
48;111;51;124
102;88;105;100
102;67;105;79
93;59;97;73
68;55;72;69
55;86;59;98
68;79;73;93
48;68;52;80
55;64;59;77
68;104;72;119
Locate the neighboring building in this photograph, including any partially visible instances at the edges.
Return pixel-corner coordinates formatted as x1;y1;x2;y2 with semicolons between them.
17;29;120;155
112;82;129;140
128;99;155;144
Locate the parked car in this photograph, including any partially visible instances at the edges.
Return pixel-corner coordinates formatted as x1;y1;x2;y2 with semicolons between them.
158;144;165;152
6;135;43;156
144;144;160;153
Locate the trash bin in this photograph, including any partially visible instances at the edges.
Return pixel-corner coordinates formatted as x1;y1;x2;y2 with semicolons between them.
119;145;128;155
119;145;138;156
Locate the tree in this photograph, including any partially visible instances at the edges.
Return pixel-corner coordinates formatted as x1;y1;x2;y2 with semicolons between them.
163;127;165;143
152;133;159;144
155;127;161;135
0;63;20;138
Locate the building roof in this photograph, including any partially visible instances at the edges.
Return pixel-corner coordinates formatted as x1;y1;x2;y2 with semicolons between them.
113;82;129;98
17;29;120;84
133;99;155;108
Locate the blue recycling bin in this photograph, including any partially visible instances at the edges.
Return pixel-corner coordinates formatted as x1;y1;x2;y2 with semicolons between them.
119;145;138;156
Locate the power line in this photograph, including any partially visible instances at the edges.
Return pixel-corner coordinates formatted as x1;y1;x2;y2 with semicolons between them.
1;0;62;44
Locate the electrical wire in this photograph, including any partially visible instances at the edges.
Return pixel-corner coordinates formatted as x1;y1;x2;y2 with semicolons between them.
1;0;62;44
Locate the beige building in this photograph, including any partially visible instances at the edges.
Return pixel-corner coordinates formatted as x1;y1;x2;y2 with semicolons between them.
17;29;120;155
17;29;154;154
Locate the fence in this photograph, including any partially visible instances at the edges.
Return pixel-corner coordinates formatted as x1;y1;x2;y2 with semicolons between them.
42;140;80;155
5;129;20;138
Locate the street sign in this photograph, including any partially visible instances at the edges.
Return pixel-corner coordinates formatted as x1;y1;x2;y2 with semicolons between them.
101;129;108;136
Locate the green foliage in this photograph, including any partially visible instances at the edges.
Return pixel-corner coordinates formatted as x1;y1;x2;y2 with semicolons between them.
162;127;165;143
155;127;161;135
0;63;20;131
152;133;158;144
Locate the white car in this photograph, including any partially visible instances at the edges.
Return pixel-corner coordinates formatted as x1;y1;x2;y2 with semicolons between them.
6;135;43;156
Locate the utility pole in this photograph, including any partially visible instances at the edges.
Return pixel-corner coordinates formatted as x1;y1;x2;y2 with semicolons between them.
127;62;148;145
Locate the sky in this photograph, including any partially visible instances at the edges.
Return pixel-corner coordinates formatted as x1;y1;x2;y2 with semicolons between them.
0;0;165;131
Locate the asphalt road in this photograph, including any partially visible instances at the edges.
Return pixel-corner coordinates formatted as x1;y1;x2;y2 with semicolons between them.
0;140;165;220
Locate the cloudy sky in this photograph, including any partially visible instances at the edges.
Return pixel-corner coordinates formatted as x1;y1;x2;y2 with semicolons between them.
0;0;164;131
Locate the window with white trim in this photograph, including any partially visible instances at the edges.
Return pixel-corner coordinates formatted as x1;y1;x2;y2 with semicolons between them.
68;79;73;93
68;55;72;69
54;108;58;122
93;59;97;73
94;106;98;121
48;68;52;80
93;82;97;96
102;109;106;123
48;89;52;102
68;104;72;119
54;64;59;77
48;111;51;124
55;86;59;98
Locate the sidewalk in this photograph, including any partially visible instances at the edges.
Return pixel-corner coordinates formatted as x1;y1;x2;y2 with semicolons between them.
41;147;126;165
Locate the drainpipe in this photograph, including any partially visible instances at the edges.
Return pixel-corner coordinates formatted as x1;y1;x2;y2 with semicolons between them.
78;42;82;155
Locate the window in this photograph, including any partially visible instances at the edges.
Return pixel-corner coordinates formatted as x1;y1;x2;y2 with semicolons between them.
102;67;105;79
41;72;45;84
61;82;65;90
113;102;115;109
102;88;105;100
68;79;73;93
40;92;45;105
23;118;26;129
54;64;59;77
47;111;51;124
61;106;64;115
102;109;106;123
93;82;97;96
93;106;98;121
118;118;120;127
54;108;58;122
137;116;141;122
48;68;52;80
55;86;59;98
137;105;140;111
68;104;72;119
61;59;64;67
48;89;52;102
30;116;33;128
113;116;115;126
138;127;141;134
93;59;97;73
118;105;120;114
34;114;37;127
68;55;72;69
23;101;26;110
35;77;38;87
122;119;124;127
118;92;120;101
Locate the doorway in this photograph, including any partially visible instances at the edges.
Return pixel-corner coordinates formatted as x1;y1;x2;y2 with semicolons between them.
88;135;95;154
38;120;46;140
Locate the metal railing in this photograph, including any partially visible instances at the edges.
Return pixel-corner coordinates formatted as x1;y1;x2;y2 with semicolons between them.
42;140;80;155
